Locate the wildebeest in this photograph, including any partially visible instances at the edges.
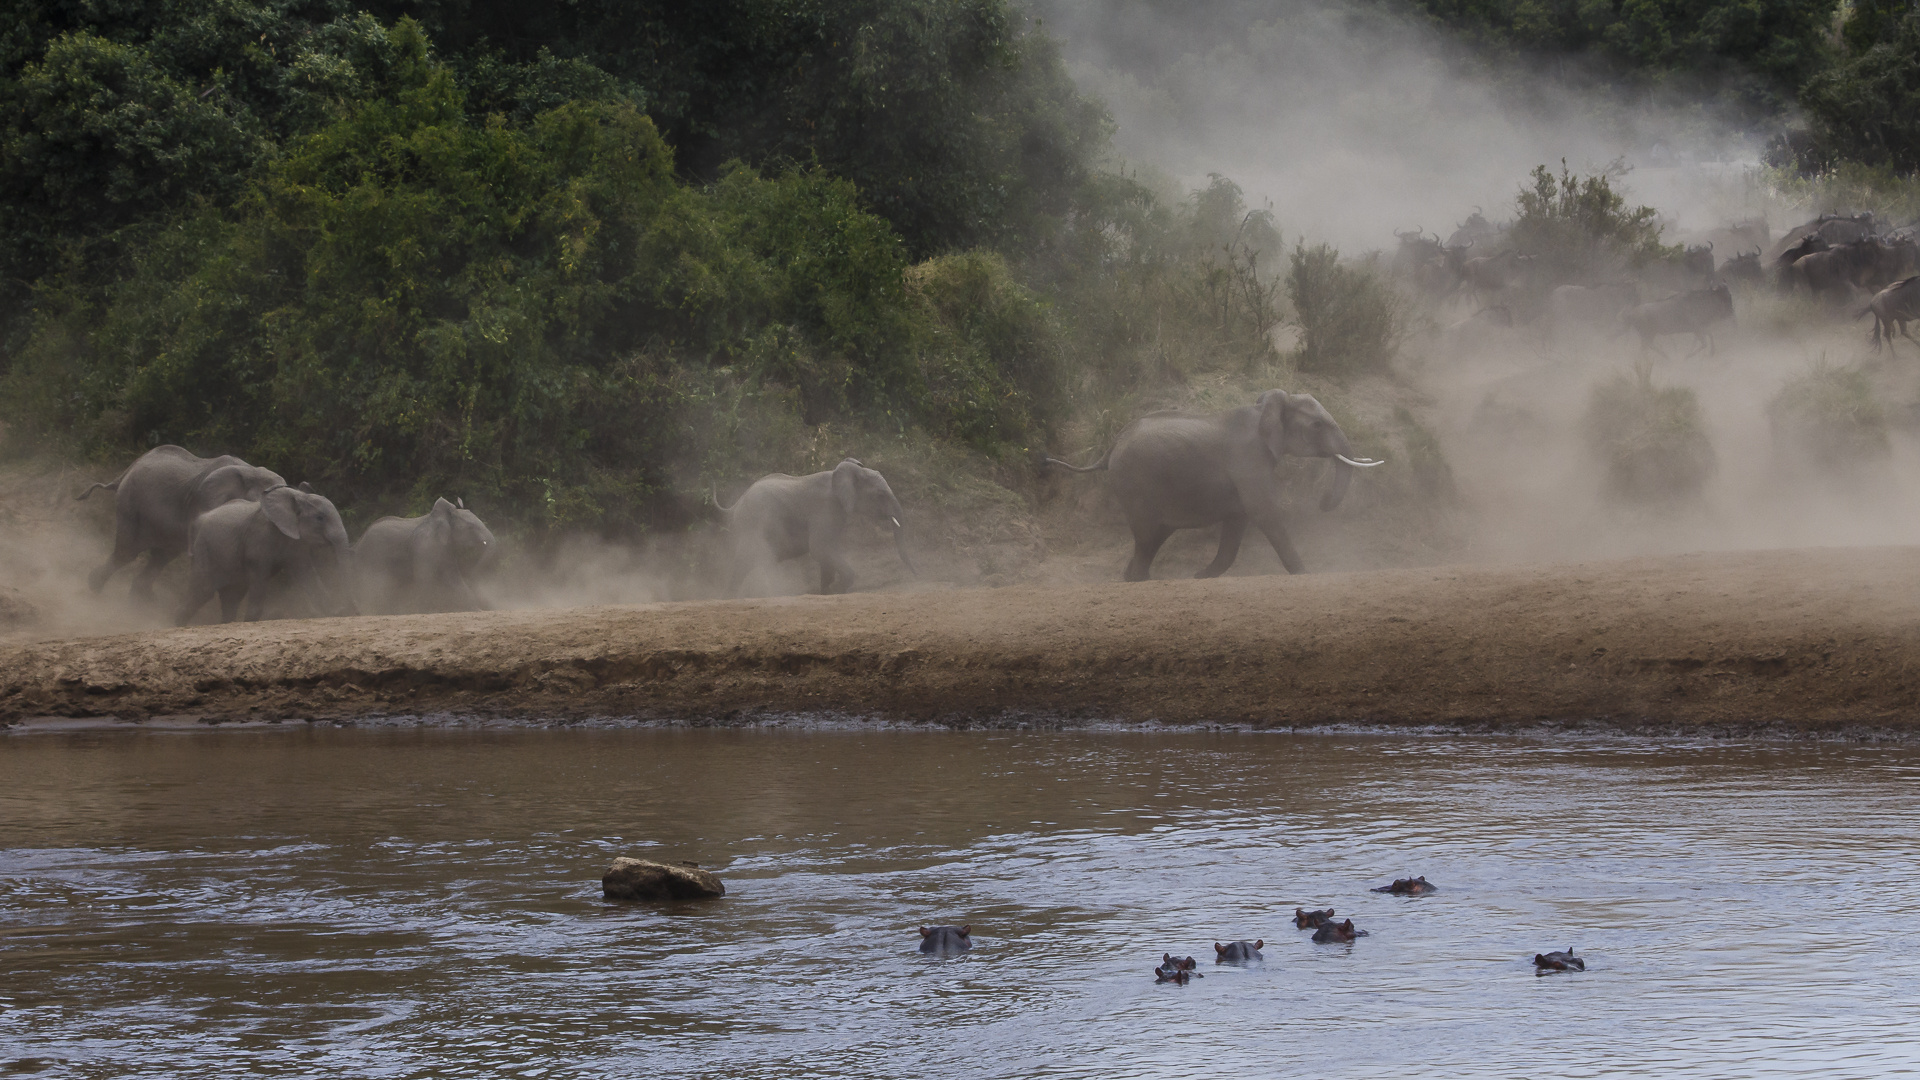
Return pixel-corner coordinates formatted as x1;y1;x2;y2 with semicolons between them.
1460;249;1534;306
1718;247;1765;287
1549;282;1639;327
1393;228;1472;296
1787;238;1914;301
1861;276;1920;353
1624;284;1735;356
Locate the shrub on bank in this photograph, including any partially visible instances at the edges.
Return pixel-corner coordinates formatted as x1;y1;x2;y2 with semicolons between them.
1286;243;1405;376
1583;373;1717;503
1767;361;1890;473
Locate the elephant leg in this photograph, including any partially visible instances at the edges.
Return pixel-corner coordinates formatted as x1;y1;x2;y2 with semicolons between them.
175;575;218;627
216;584;246;623
1124;523;1175;582
130;548;178;603
1196;516;1247;579
817;551;855;595
242;570;273;621
88;541;141;593
1251;514;1306;575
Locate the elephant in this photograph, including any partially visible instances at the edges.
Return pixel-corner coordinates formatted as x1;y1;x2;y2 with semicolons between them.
1213;939;1264;962
353;497;496;614
1047;391;1383;581
714;458;916;596
917;925;972;956
175;485;354;624
77;446;286;600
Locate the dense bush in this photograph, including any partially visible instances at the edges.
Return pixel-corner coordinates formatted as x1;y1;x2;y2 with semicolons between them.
1795;14;1920;172
1;20;1062;531
1767;361;1890;472
1583;374;1716;503
1509;161;1672;283
1286;243;1405;376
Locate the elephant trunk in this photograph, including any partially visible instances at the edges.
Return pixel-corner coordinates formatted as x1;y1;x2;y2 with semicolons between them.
1321;431;1357;512
892;519;918;576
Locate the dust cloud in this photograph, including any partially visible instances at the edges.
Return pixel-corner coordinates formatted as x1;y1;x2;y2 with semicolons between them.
4;0;1916;643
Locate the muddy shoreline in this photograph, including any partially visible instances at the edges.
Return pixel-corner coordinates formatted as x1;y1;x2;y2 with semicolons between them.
6;547;1920;736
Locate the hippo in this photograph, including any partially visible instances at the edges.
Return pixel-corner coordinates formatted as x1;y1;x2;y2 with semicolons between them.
1371;876;1439;895
1294;907;1336;929
1311;918;1368;943
1534;947;1585;973
1213;939;1264;962
1154;954;1203;984
918;924;972;956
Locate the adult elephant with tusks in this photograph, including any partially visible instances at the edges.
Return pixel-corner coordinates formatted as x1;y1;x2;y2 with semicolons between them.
176;485;355;624
353;497;496;614
1048;390;1383;581
76;446;287;601
714;458;916;596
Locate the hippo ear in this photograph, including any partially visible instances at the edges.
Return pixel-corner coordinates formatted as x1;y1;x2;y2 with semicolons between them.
1163;953;1173;964
957;925;970;936
1214;943;1226;954
919;927;932;938
1254;940;1263;949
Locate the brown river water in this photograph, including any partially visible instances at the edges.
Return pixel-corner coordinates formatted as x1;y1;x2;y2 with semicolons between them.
3;725;1919;1077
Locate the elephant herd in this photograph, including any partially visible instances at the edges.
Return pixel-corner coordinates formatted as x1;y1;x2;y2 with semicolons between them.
79;445;495;623
81;388;1380;622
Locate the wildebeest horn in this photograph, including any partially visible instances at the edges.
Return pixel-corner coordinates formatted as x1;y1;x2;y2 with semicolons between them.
1336;455;1386;468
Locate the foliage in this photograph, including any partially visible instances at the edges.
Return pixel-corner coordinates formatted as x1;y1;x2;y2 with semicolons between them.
1286;243;1405;376
1583;373;1716;503
1794;13;1920;173
358;0;1111;258
2;20;1063;533
1767;360;1889;472
1400;0;1838;116
1509;161;1672;283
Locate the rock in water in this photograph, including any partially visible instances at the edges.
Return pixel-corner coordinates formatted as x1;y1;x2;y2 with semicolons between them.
601;857;725;901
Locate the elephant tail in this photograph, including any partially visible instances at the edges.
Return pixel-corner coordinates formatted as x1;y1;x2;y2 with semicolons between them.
1044;449;1111;474
709;484;738;518
74;476;123;501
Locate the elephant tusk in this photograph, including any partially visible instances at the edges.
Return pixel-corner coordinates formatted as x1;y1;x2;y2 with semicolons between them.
891;517;901;529
1336;455;1387;468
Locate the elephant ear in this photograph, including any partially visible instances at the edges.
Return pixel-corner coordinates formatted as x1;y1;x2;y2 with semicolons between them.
1256;390;1291;463
262;487;302;539
831;460;860;516
431;497;455;519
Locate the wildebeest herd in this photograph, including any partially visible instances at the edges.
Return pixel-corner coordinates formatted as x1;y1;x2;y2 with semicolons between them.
1395;208;1920;357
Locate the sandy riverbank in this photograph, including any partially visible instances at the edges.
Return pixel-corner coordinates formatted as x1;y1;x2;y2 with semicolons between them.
5;547;1920;734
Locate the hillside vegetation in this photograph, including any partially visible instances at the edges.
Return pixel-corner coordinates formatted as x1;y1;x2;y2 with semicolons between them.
0;0;1913;561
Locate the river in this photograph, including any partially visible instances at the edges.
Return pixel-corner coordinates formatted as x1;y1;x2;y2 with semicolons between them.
3;726;1917;1077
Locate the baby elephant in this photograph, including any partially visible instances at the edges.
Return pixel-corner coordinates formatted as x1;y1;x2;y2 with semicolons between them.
918;925;972;956
1154;954;1202;984
1294;907;1336;929
1213;939;1263;962
1372;876;1439;896
177;485;355;624
1534;947;1585;973
716;458;915;596
1312;919;1367;943
354;497;495;614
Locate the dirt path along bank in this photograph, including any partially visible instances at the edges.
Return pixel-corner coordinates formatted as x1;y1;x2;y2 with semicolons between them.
5;547;1920;734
